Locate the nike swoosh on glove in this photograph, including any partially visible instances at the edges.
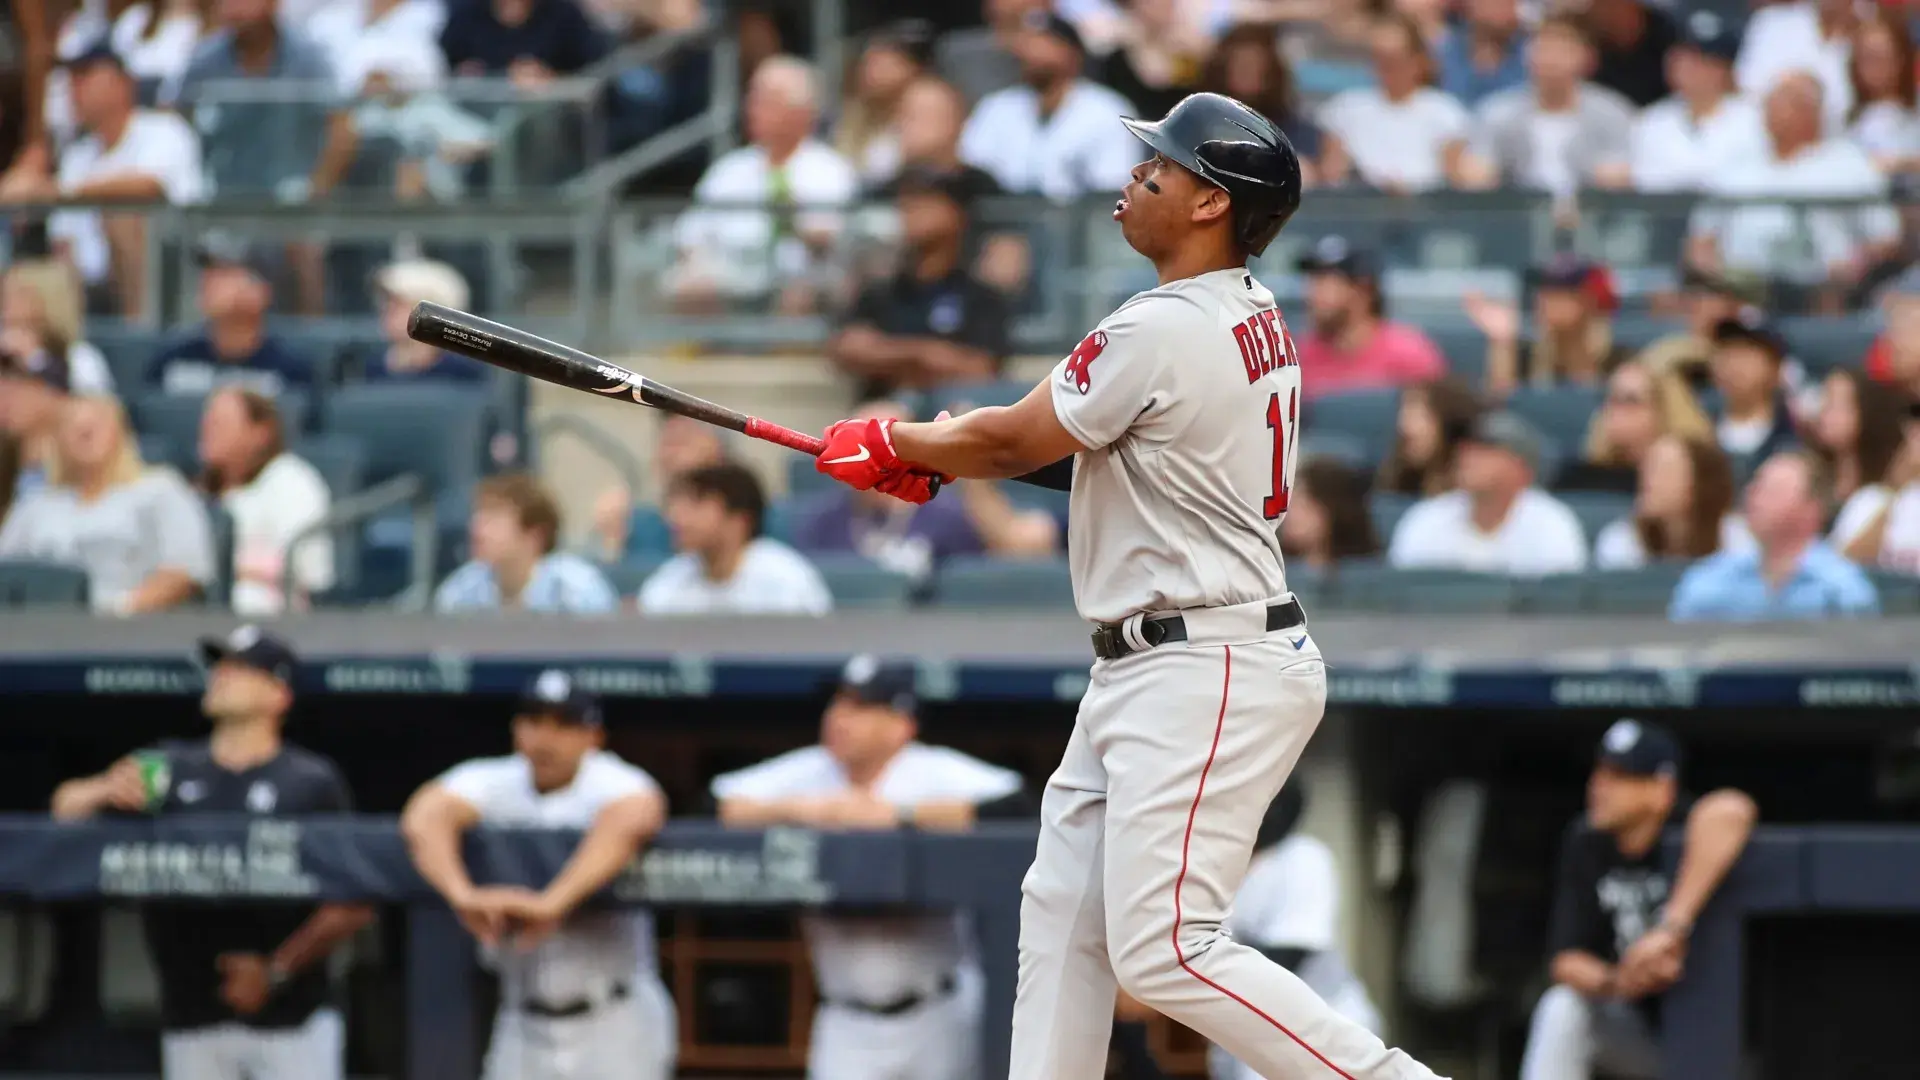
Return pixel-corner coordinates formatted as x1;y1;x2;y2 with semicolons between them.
816;417;905;490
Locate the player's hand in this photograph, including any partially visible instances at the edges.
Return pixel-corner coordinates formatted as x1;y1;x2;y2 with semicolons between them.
93;759;152;814
816;417;908;491
832;790;903;830
497;889;570;952
216;953;272;1015
873;468;945;505
450;885;526;947
1461;291;1521;344
1616;928;1685;998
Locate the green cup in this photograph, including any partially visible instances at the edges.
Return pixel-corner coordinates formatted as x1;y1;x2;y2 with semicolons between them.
131;750;171;813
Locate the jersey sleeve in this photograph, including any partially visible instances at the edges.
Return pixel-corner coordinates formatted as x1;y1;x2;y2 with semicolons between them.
710;748;826;802
1545;821;1608;958
590;754;664;805
1048;303;1177;451
1244;840;1341;951
438;757;511;815
305;755;355;814
925;749;1023;804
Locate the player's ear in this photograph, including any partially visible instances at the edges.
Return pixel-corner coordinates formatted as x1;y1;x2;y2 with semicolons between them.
1192;187;1232;229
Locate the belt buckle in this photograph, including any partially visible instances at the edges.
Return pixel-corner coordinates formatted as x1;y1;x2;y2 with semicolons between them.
1090;624;1124;659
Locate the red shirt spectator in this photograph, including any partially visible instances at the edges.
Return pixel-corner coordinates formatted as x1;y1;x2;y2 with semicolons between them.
1865;292;1920;397
1292;236;1446;398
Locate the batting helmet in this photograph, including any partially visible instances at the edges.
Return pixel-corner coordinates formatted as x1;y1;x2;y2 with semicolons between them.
1120;93;1302;258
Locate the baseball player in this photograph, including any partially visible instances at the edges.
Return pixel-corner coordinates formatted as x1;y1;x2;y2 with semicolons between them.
50;625;369;1080
1212;783;1385;1080
813;93;1444;1079
400;670;673;1080
711;654;1027;1080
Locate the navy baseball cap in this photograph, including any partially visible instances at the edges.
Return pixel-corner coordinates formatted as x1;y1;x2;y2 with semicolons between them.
1296;235;1376;279
1023;10;1086;55
195;232;272;279
61;38;130;74
520;669;602;727
197;624;298;685
1711;307;1788;360
0;348;72;394
835;654;918;715
1679;11;1741;62
1597;718;1682;779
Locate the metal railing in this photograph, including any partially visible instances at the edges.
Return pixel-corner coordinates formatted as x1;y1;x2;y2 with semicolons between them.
532;415;647;497
282;474;437;611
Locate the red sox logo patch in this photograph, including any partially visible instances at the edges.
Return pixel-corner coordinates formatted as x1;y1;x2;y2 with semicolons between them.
1063;330;1107;394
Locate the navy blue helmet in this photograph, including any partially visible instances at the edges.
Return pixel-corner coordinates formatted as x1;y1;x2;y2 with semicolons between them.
1121;92;1304;257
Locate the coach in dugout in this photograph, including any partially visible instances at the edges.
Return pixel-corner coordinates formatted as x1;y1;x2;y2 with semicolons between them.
1518;718;1758;1080
50;625;370;1080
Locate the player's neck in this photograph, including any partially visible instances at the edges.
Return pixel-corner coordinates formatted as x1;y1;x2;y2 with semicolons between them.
1153;246;1244;287
209;720;282;772
1468;487;1520;532
701;539;748;583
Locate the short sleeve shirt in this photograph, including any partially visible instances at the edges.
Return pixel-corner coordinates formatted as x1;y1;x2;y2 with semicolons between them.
146;333;315;397
0;470;216;610
1545;801;1694;1025
844;268;1011;369
1318;88;1470;191
1050;268;1299;622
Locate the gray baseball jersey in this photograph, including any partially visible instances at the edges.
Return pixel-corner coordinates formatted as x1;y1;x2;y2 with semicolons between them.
1049;267;1298;623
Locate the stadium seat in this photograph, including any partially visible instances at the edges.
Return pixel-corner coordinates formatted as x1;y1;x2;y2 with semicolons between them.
204;503;234;607
1779;315;1877;375
1368;493;1417;546
934;556;1075;609
136;434;177;474
1868;571;1920;615
624;505;674;558
788;454;837;496
133;390;313;475
1611;315;1684;352
811;554;915;609
85;324;167;391
1506;386;1602;450
99;906;162;1028
1323;563;1520;614
1558;491;1635;544
1309;388;1401;460
603;554;668;598
1583;567;1685;615
1425;322;1490;384
289;434;370;596
0;560;88;608
323;385;487;493
1302;432;1372;471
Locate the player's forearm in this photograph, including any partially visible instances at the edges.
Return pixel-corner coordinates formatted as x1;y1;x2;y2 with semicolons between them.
50;776;108;820
401;798;478;902
718;796;815;827
904;800;978;831
1549;949;1615;995
892;408;1059;480
66;173;166;202
542;797;663;912
271;903;373;976
1664;789;1758;930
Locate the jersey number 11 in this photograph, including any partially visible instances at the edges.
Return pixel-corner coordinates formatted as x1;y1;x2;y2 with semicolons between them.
1263;388;1298;520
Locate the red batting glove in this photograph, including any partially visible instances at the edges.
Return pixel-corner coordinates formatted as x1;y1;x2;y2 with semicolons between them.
816;417;906;490
874;469;944;505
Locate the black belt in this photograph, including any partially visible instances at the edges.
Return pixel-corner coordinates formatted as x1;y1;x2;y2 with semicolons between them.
521;981;629;1019
827;973;957;1017
1091;600;1305;661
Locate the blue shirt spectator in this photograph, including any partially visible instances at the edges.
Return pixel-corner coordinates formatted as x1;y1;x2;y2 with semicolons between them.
356;259;486;384
790;488;985;582
147;238;313;397
435;472;618;614
1670;452;1880;621
440;0;612;77
1438;0;1530;107
170;20;337;199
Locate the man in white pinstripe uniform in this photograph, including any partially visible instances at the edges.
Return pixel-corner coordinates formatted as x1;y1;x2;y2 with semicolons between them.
402;670;674;1080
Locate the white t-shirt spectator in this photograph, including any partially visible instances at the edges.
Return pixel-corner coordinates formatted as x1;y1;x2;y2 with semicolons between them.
637;537;833;615
1630;95;1767;192
110;4;206;89
1220;834;1382;1042
1690;137;1898;283
1848;100;1920;162
1470;84;1635;196
959;79;1140;200
1831;482;1920;572
48;110;204;285
1593;515;1756;569
307;0;446;95
1387;489;1589;575
0;467;215;612
1735;1;1853;130
1318;87;1471;192
672;139;859;298
221;451;334;616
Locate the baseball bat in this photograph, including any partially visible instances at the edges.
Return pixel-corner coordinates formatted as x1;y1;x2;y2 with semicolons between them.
405;301;827;456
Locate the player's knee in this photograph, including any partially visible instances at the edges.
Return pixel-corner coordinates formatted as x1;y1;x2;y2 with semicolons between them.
1107;918;1216;1008
1527;983;1594;1043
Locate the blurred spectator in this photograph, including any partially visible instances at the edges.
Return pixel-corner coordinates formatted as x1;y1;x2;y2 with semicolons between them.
1558;359;1713;494
1093;0;1213;120
1669;450;1878;620
309;0;445;96
354;259;485;383
339;38;492;202
147;238;314;396
1630;12;1763;194
0;394;214;613
1735;0;1855;131
1437;0;1527;108
1687;72;1899;288
1866;288;1920;398
834;20;934;187
1;42;203;319
638;462;832;615
1200;24;1322;182
1461;17;1635;196
791;399;987;581
589;413;733;562
1375;376;1481;498
669;55;858;313
1470;255;1630;397
1519;719;1757;1080
1387;410;1589;575
439;0;611;79
198;386;333;615
2;260;114;394
937;0;1047;107
1844;11;1920;176
1586;0;1675;109
955;478;1061;557
110;1;211;92
0;348;73;500
1280;456;1380;573
883;76;1002;196
1833;394;1920;571
829;169;1011;395
1706;312;1799;484
1632;267;1760;388
1595;434;1750;570
712;654;1025;1080
960;13;1138;201
436;472;619;614
1812;368;1907;510
1292;236;1444;399
1212;783;1383;1080
1318;13;1472;193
